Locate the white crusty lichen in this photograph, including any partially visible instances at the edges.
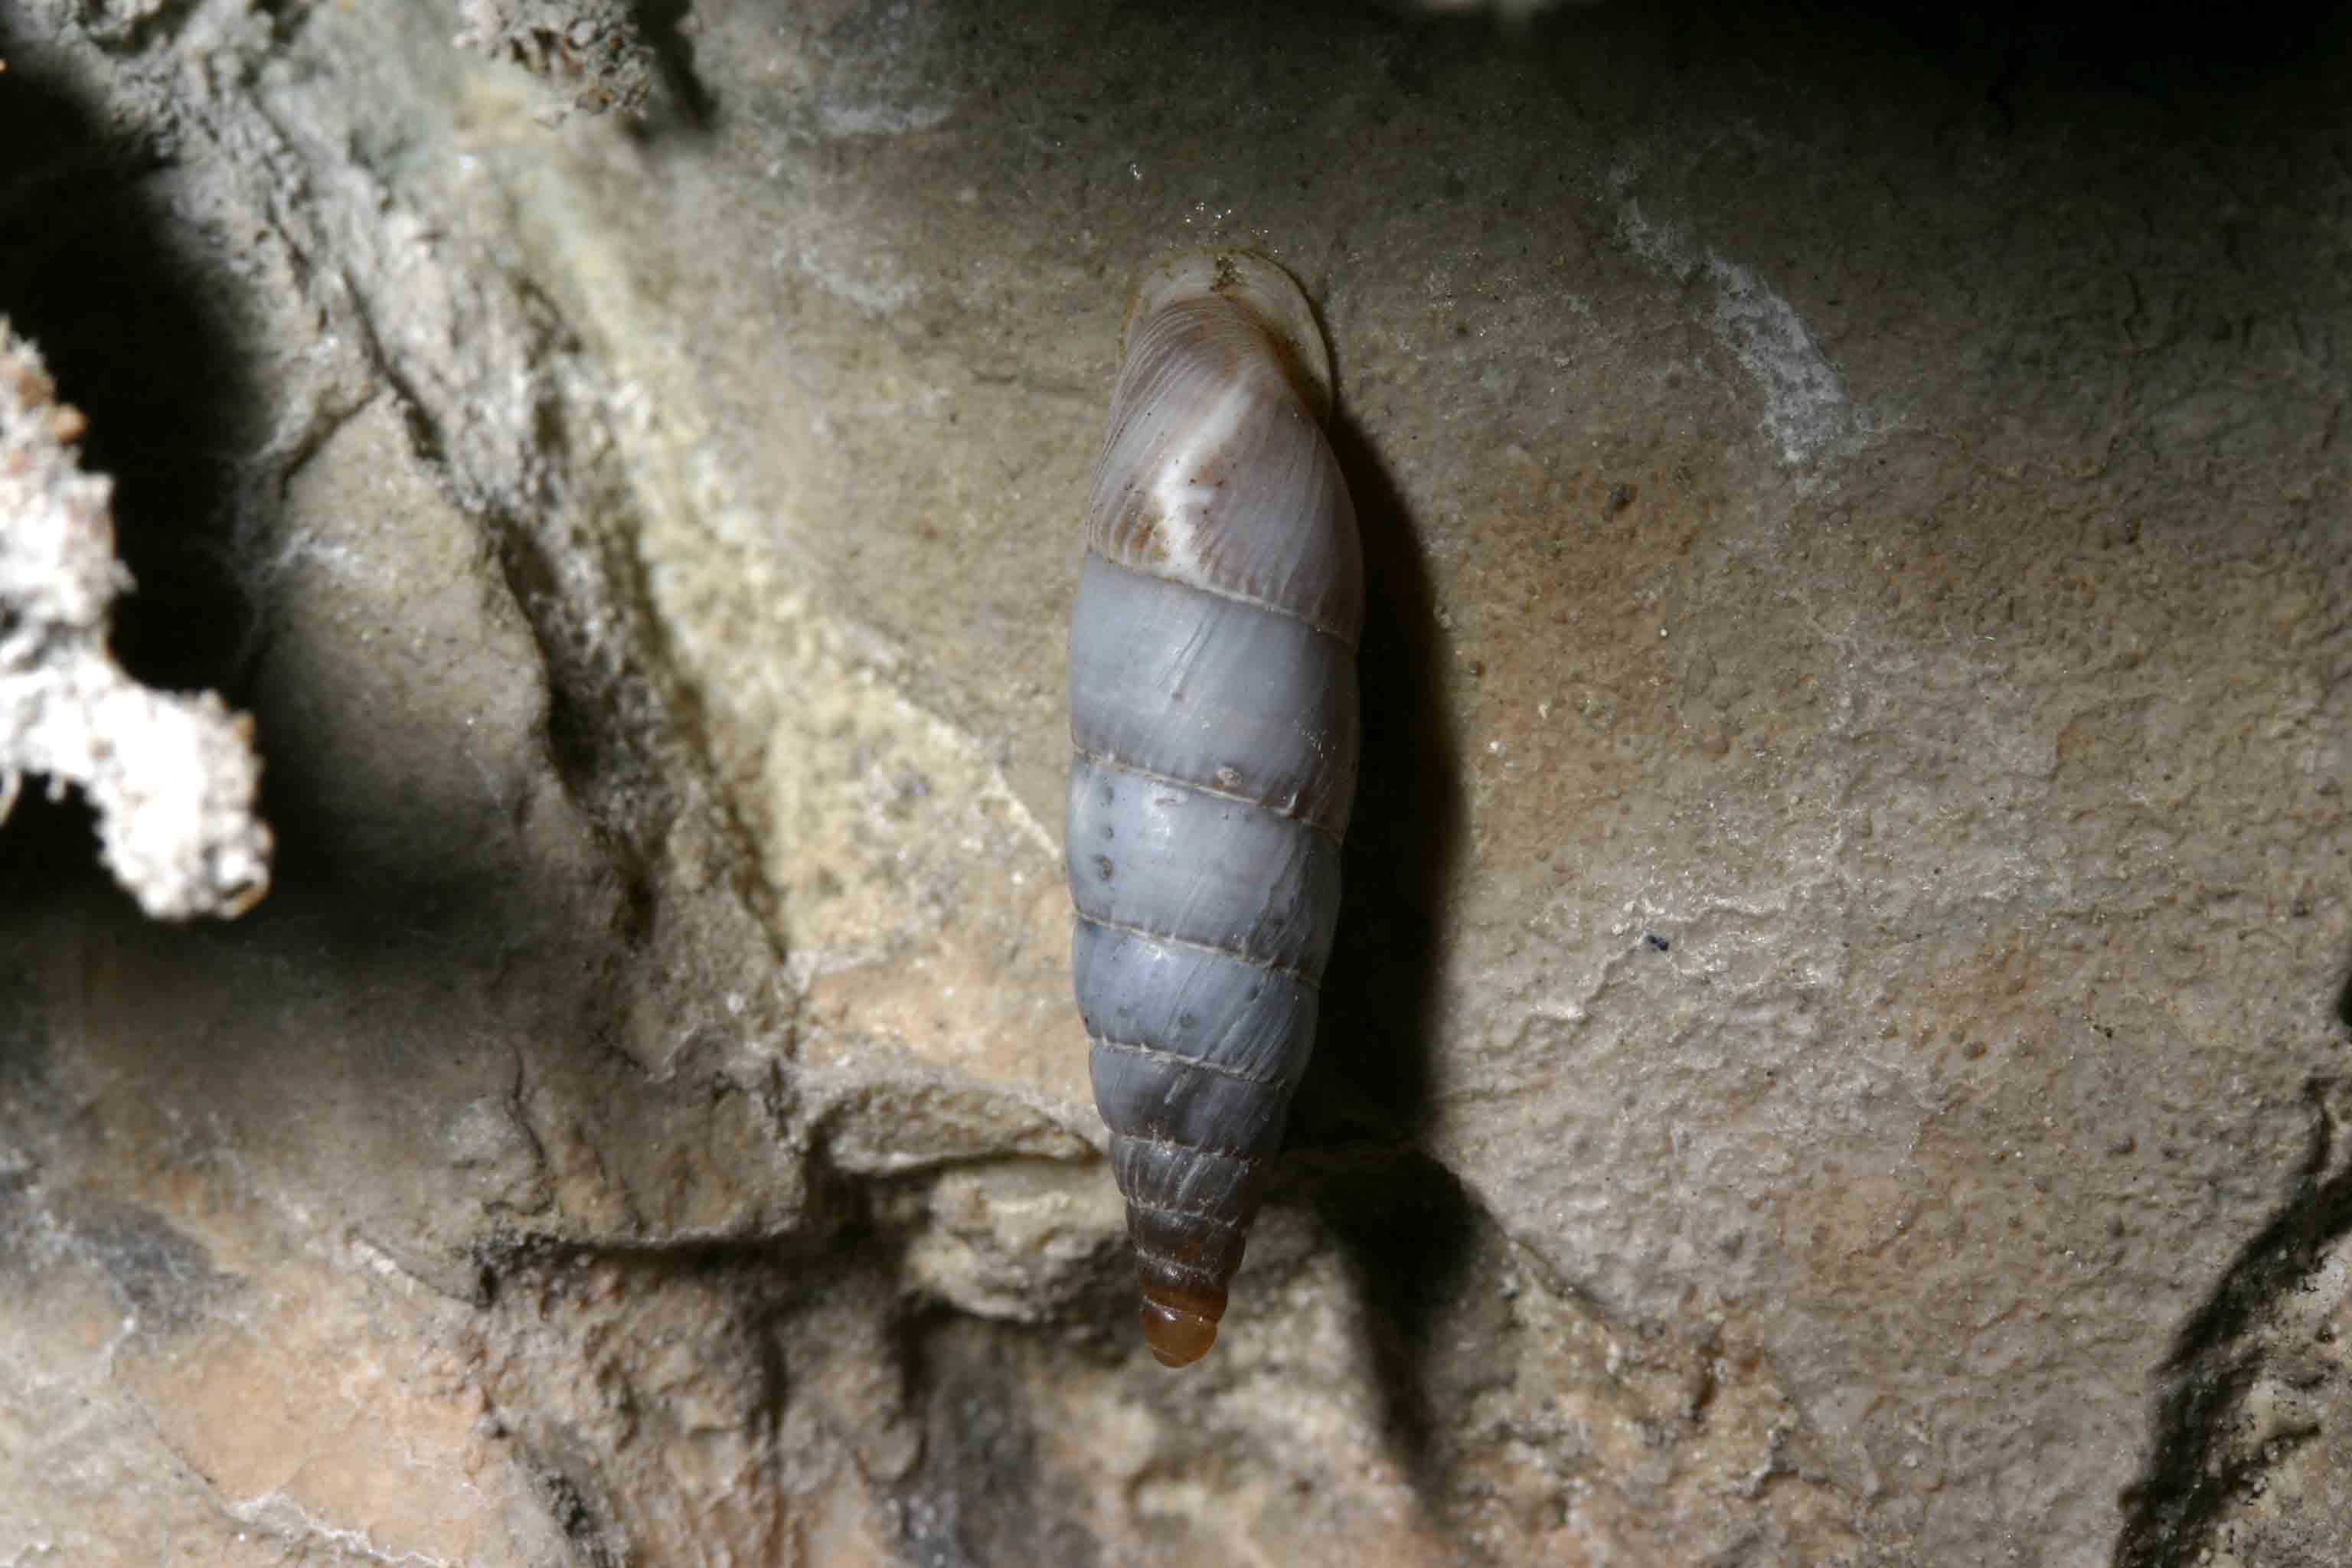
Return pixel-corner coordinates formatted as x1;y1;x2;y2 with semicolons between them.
0;319;272;920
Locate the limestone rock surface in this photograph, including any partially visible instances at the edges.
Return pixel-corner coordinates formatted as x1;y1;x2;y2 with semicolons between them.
0;2;2346;1564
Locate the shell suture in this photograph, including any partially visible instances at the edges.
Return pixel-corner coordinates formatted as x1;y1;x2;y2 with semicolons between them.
1066;251;1362;1367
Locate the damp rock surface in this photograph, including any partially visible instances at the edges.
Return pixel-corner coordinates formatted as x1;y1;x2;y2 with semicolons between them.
0;2;2347;1564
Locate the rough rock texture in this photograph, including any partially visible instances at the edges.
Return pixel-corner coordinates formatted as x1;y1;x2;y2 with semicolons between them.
0;1;2347;1564
452;0;670;124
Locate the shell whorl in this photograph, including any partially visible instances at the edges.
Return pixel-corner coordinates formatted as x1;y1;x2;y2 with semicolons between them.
1067;252;1362;1367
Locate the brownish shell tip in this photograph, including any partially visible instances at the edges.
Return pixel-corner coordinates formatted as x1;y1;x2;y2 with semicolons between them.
1139;1292;1221;1368
1125;250;1334;423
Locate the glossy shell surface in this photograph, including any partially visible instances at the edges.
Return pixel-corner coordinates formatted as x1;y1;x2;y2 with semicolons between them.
1067;251;1362;1367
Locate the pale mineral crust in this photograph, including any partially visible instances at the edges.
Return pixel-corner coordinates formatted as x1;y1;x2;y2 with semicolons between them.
0;322;272;921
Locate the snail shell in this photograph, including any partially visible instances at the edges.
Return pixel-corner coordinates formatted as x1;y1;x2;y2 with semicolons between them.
1066;252;1362;1367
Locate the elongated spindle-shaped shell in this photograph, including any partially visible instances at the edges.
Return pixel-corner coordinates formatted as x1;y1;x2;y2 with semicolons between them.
1067;252;1361;1367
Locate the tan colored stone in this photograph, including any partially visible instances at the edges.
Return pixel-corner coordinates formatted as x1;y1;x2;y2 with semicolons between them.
2;1;2347;1563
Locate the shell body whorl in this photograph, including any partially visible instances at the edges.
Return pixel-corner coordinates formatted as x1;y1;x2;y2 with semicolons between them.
1067;252;1361;1367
